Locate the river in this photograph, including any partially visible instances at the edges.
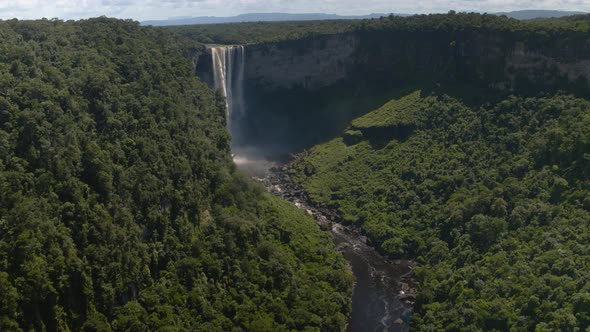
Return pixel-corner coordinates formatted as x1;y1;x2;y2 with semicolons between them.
235;156;416;332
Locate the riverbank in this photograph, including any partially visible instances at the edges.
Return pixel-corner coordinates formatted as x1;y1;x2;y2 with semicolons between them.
252;162;418;331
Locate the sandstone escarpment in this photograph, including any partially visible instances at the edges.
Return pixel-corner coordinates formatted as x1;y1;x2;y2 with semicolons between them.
195;29;590;158
197;29;590;93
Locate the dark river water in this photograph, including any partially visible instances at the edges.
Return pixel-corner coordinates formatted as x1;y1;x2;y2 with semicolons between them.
235;156;415;332
331;224;413;332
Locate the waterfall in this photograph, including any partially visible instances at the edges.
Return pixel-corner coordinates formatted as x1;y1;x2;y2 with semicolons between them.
210;45;245;130
211;45;261;168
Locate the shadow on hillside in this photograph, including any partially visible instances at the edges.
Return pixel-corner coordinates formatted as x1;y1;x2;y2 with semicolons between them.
234;79;414;159
233;74;587;160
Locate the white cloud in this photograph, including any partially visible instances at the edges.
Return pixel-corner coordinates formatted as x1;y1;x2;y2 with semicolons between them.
0;0;588;20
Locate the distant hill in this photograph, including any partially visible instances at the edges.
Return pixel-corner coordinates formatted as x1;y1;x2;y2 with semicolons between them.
143;10;587;27
142;12;403;26
497;10;587;20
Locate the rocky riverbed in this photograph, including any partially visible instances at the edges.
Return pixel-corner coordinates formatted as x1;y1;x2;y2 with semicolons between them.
250;162;418;332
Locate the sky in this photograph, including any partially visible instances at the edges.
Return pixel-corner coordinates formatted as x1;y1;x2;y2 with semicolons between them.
0;0;588;21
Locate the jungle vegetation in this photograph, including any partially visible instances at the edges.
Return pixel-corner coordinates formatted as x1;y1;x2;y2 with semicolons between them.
288;91;590;330
0;17;352;331
2;11;590;332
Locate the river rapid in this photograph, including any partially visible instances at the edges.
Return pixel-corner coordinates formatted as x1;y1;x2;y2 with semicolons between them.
235;156;417;332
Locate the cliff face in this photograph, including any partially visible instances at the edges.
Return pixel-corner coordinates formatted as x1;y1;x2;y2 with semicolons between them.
238;30;590;92
244;33;360;90
195;30;590;158
507;40;590;86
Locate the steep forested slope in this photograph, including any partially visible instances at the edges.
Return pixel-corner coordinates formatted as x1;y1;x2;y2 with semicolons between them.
0;18;351;331
289;91;590;330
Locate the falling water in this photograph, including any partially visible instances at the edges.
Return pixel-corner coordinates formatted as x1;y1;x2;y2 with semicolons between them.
210;45;245;131
211;44;261;167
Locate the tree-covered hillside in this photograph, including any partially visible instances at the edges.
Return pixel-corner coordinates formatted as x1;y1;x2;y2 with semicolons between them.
288;91;590;330
0;18;352;331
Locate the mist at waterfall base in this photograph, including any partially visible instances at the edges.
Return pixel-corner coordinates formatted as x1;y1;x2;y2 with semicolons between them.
209;45;412;331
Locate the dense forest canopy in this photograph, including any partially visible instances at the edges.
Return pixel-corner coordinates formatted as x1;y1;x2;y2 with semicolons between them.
0;17;352;331
167;12;590;45
288;91;590;330
2;10;590;332
166;19;356;45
